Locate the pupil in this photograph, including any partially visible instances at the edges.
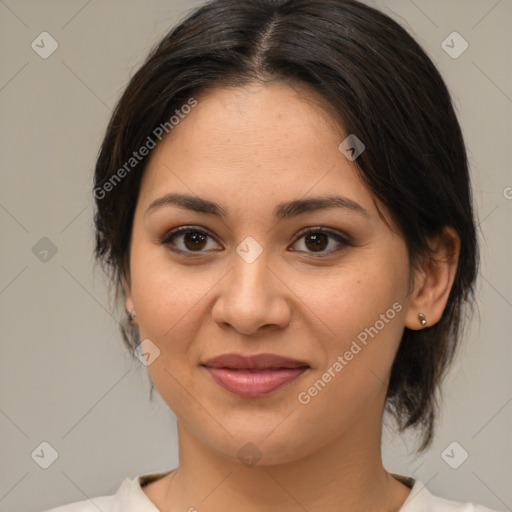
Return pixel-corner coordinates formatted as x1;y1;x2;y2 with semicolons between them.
185;232;207;250
305;233;328;251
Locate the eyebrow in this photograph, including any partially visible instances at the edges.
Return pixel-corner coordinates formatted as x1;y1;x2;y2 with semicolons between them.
145;193;369;220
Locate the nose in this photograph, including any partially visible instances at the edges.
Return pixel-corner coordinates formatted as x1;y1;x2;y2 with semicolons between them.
211;249;292;336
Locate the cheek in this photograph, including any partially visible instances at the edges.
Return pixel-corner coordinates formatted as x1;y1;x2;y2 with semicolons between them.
129;258;209;417
293;291;406;450
129;241;212;342
298;253;408;347
296;246;409;398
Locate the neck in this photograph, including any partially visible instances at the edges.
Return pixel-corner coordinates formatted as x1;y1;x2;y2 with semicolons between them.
146;391;412;512
176;432;395;511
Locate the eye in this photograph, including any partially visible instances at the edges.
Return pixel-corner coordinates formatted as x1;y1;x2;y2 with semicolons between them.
160;225;351;256
160;226;221;254
290;227;351;255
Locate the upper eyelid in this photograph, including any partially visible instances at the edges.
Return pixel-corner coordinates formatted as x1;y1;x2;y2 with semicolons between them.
162;225;216;242
293;226;349;241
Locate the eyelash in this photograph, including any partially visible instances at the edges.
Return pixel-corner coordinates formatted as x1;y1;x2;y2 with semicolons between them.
159;226;352;257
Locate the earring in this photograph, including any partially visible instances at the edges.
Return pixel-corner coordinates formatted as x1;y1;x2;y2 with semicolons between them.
126;308;137;322
418;312;427;327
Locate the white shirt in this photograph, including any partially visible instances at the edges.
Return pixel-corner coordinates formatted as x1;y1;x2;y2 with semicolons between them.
41;470;499;512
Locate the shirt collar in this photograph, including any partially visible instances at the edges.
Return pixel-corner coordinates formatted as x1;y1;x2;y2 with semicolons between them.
119;470;430;512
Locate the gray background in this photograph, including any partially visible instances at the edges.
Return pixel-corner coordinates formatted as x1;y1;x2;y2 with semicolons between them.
0;1;511;511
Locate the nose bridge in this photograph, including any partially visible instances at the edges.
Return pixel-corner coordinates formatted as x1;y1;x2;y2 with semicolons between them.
212;240;290;333
230;242;273;304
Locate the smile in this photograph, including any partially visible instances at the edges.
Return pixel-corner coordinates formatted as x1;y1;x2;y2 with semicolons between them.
201;352;310;398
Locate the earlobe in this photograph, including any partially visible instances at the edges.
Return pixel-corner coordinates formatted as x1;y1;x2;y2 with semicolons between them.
126;308;137;323
121;272;137;325
404;227;460;330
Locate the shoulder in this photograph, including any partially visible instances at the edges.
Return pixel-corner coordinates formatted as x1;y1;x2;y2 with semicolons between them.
39;493;117;512
38;469;174;512
396;475;500;512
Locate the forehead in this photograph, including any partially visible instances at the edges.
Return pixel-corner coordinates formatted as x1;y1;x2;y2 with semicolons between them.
169;81;345;159
137;82;391;227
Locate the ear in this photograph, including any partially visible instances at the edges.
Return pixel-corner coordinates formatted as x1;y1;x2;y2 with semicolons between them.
404;227;460;330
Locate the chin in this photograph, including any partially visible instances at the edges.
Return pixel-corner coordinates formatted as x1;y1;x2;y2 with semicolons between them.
198;423;324;468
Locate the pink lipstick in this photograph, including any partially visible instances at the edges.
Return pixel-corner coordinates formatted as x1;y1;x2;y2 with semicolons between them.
201;353;309;398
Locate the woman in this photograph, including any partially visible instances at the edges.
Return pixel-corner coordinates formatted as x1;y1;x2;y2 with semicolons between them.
44;0;498;510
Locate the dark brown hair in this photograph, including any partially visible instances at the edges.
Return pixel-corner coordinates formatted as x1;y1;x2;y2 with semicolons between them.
93;0;479;452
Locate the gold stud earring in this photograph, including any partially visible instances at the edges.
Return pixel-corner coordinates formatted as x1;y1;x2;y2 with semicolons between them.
418;312;427;327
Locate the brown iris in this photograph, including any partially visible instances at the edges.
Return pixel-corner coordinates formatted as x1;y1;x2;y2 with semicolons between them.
304;232;328;252
184;231;208;251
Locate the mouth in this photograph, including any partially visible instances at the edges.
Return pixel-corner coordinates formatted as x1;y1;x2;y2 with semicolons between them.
201;353;310;398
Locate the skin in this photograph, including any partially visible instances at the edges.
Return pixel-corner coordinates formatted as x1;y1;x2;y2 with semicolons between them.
123;81;460;512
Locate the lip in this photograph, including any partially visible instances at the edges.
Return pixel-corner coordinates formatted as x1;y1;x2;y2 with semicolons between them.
202;353;309;370
201;353;310;398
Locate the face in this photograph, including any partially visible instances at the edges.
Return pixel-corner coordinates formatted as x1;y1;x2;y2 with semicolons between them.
125;81;414;465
